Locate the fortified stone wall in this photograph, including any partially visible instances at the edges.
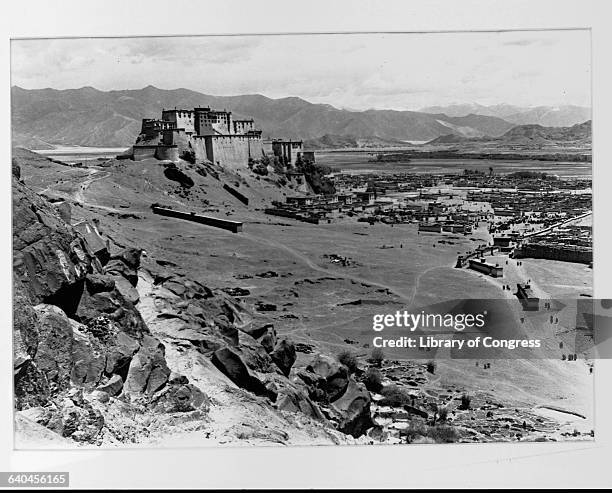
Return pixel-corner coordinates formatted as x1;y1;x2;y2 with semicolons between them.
190;136;210;163
162;129;191;156
209;136;264;171
133;145;158;161
155;145;179;162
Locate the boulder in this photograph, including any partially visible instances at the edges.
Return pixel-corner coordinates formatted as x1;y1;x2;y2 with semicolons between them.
294;369;327;402
241;323;277;353
306;353;350;402
276;386;326;421
236;331;278;373
85;274;115;295
123;335;170;394
104;248;141;287
32;304;77;393
56;202;71;224
330;378;373;438
75;287;148;337
96;374;123;396
211;347;275;400
112;275;140;305
151;383;210;413
270;339;296;377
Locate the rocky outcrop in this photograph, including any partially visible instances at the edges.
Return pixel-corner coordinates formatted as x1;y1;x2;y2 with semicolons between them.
149;378;209;413
305;353;350;402
12;175;374;445
270;339;297;377
241;323;277;353
13;182;100;312
211;347;276;400
12;179;208;445
123;335;171;395
163;164;194;188
330;378;373;438
104;248;142;288
96;375;123;396
295;353;374;438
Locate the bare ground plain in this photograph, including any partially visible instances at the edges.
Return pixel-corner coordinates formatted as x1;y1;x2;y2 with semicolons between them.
14;147;595;443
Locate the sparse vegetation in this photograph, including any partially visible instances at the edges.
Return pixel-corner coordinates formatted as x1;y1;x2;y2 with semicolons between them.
368;347;385;367
252;162;269;176
426;360;436;374
337;350;358;374
438;405;449;421
401;422;458;444
363;368;383;393
295;158;336;195
379;385;413;407
459;393;471;410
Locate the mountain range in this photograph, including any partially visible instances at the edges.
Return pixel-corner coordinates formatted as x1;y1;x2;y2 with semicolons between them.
11;86;591;150
11;86;518;149
426;120;591;146
419;103;591;127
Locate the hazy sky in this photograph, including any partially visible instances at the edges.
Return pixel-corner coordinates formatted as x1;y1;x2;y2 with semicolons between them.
11;30;591;110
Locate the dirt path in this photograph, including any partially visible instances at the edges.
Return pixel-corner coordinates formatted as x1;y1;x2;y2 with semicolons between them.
73;169;109;203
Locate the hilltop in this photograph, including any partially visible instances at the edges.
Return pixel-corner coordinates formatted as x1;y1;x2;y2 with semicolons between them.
426;120;591;147
11;85;515;149
500;120;591;144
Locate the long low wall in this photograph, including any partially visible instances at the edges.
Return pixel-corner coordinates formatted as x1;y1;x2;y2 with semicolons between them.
151;206;243;233
223;183;249;205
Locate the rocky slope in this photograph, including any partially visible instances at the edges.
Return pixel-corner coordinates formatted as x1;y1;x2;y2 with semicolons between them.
12;147;594;447
12;163;374;447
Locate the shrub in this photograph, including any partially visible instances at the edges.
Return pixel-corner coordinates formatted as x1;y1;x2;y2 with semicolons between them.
363;368;383;393
379;385;412;407
272;156;284;174
295;159;336;195
337;350;358;374
459;393;471;410
252;163;268;176
401;422;458;444
438;406;449;421
426;360;436;374
368;347;385;367
426;425;458;443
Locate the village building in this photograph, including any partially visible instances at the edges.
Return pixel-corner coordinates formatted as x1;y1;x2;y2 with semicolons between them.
516;283;540;310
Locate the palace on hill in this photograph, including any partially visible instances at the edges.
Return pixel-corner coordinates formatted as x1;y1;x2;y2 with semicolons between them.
131;106;305;170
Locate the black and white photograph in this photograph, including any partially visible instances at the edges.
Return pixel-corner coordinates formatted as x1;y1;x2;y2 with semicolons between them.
2;0;612;489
